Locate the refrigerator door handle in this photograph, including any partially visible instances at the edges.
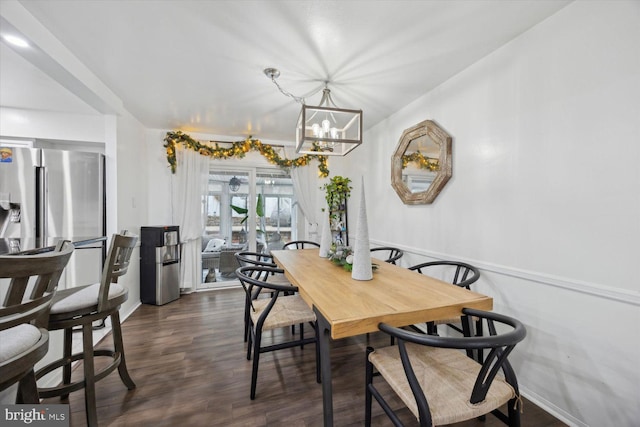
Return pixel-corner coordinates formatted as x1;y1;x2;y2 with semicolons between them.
36;166;46;240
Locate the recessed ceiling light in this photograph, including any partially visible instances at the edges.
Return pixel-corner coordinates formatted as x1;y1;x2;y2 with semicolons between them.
2;34;30;48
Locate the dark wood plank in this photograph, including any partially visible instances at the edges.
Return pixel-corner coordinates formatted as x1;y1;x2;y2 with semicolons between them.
41;288;566;426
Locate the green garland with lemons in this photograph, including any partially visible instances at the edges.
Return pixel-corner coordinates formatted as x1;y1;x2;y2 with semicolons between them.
164;131;329;177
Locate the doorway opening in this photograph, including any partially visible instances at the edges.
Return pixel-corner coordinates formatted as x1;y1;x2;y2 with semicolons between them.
199;168;296;289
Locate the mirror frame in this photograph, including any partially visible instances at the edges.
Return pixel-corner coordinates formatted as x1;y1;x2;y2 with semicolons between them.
391;119;452;204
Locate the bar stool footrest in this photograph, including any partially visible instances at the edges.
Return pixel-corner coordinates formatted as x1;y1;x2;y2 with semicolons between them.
35;350;123;398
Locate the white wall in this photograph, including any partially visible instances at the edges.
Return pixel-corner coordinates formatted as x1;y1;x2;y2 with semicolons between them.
0;107;106;143
347;1;639;426
113;111;148;317
144;128;174;226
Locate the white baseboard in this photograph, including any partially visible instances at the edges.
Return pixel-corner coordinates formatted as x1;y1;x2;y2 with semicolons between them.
520;386;585;427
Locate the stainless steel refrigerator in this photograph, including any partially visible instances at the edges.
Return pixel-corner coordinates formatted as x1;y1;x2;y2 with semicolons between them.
0;146;105;286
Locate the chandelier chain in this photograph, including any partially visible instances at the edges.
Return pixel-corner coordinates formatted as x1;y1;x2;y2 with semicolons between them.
265;67;328;106
268;74;306;105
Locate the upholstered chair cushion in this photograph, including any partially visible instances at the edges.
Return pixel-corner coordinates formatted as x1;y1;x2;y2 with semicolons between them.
50;283;126;314
0;324;42;363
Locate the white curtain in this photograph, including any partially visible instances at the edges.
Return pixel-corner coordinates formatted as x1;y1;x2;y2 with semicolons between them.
285;147;327;242
172;146;209;293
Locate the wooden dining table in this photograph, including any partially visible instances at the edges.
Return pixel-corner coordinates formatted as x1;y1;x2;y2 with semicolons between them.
271;248;493;426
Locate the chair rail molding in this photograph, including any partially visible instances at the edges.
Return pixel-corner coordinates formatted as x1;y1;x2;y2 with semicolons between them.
369;239;640;306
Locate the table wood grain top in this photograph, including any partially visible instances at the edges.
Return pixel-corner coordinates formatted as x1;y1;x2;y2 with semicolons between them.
271;249;493;339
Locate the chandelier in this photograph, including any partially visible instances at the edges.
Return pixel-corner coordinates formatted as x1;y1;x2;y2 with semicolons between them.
264;68;362;156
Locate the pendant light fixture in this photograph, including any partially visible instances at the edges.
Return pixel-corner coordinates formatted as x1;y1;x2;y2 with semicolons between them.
229;176;241;192
264;68;362;156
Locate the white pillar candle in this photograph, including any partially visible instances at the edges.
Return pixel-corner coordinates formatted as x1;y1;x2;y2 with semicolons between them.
319;204;332;258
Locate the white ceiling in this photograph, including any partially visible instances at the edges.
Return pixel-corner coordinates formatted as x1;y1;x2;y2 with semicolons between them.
0;0;571;142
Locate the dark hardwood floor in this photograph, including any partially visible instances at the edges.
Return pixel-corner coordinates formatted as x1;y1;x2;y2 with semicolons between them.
41;288;567;426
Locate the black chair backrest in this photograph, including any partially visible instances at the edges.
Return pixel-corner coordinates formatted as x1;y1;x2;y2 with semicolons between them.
378;308;526;406
0;241;74;330
370;247;404;265
235;251;276;268
282;240;320;250
236;266;298;313
409;260;479;289
236;266;296;293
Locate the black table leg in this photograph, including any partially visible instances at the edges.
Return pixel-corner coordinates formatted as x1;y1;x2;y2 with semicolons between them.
314;306;333;427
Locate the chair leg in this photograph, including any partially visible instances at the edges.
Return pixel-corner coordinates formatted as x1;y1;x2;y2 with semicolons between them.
250;330;262;400
16;370;40;404
365;347;374;427
426;321;438;335
82;322;98;427
461;315;476;360
315;323;321;383
476;318;484;363
111;311;136;389
61;327;73;400
247;327;253;360
300;323;305;349
508;396;522;427
244;295;251;343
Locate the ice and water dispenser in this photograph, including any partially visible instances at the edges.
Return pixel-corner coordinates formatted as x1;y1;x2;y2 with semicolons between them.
140;226;181;305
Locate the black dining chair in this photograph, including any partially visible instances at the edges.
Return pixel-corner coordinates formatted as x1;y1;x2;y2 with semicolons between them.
409;261;481;336
282;240;320;250
235;251;291;342
236;265;319;399
366;308;526;427
370;247;404;265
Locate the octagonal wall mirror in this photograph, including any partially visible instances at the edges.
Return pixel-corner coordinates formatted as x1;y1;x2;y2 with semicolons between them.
391;119;452;204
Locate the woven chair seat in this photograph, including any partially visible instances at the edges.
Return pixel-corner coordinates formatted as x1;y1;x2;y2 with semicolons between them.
250;295;315;331
369;343;515;425
265;273;291;286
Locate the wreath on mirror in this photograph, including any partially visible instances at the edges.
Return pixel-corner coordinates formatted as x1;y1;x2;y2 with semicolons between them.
164;130;329;177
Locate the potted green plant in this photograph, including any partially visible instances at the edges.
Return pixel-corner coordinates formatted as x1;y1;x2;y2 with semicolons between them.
322;176;352;211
